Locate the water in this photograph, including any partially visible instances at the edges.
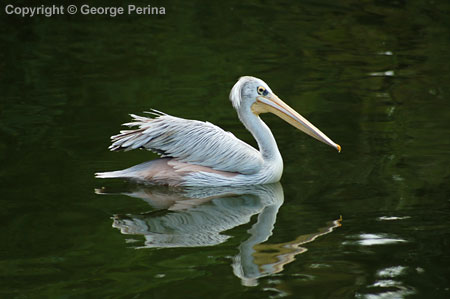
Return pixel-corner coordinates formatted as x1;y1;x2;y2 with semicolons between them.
1;0;449;297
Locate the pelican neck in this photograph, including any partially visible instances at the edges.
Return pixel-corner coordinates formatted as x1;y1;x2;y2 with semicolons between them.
238;109;282;162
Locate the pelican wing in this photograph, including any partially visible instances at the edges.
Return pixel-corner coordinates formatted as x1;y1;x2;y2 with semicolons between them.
109;110;263;175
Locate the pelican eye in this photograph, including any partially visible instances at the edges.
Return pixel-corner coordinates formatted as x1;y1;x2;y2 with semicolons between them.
257;86;268;96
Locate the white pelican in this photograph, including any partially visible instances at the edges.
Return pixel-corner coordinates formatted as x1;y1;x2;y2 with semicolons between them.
96;76;340;186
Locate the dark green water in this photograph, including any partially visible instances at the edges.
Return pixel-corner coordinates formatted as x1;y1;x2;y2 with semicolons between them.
1;0;450;297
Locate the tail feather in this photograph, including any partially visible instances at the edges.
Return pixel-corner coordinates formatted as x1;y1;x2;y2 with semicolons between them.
95;160;156;180
95;170;131;179
95;159;185;186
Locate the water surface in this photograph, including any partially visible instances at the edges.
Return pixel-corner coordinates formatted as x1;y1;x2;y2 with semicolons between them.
1;0;449;297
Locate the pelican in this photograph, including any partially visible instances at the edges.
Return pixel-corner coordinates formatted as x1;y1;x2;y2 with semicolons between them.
96;76;340;186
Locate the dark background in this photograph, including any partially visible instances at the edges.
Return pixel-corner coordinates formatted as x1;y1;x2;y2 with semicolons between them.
1;0;449;297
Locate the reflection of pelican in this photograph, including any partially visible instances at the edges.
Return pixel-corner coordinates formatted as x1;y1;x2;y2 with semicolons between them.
96;183;342;287
97;183;284;248
96;76;340;186
233;216;342;286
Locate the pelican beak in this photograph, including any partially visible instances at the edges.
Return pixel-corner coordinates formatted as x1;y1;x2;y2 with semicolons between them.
253;93;341;152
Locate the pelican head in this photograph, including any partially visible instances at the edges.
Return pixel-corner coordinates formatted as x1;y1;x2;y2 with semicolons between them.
229;76;341;152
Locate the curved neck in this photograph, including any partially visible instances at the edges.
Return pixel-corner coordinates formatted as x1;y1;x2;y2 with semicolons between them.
238;108;281;161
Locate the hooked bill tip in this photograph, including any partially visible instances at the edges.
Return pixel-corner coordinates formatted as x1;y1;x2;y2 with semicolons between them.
336;144;341;153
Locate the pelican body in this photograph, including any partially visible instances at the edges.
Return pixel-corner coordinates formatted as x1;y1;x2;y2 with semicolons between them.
96;76;340;186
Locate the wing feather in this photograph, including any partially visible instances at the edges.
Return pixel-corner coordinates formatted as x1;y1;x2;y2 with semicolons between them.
108;110;263;174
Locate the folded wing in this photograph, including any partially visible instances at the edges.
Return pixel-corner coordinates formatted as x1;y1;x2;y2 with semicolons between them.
109;110;263;175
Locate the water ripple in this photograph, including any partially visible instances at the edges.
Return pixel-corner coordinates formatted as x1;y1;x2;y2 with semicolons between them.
344;233;407;246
